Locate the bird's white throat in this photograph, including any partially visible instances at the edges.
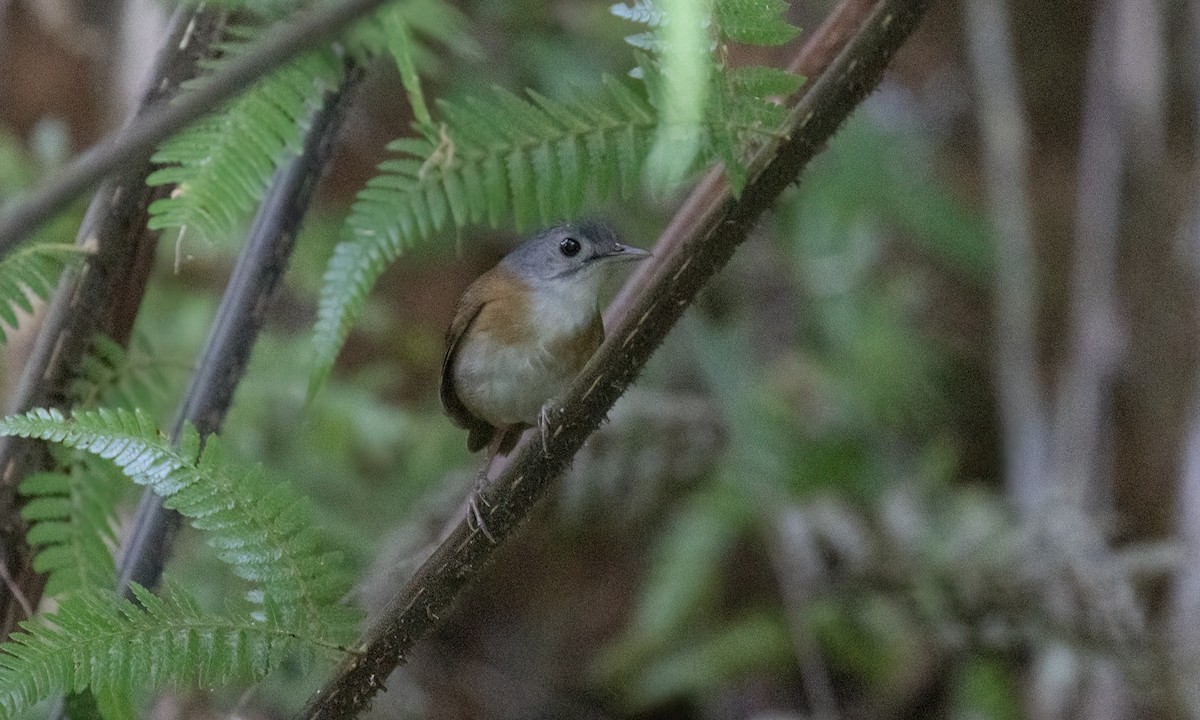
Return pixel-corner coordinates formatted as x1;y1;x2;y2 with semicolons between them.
526;272;604;337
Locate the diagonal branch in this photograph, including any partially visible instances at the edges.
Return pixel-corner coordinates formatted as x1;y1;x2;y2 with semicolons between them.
0;0;393;255
299;0;932;717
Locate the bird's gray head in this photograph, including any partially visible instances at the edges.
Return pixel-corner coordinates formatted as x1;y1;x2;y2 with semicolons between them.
502;222;650;284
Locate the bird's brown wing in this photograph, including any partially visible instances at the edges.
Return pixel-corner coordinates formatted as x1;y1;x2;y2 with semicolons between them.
441;287;496;452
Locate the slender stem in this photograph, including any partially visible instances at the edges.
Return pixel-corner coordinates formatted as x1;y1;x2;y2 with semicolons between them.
961;0;1047;515
769;512;840;719
0;0;393;255
299;1;933;717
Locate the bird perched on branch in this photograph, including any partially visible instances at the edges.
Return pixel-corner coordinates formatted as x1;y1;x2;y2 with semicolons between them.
441;222;650;535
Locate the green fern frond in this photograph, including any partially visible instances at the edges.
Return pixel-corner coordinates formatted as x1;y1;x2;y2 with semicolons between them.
309;80;657;391
146;45;343;244
0;408;356;640
20;453;123;598
703;64;802;191
20;335;177;603
347;0;481;69
713;0;799;46
69;334;181;414
0;242;85;344
146;0;477;247
0;584;328;718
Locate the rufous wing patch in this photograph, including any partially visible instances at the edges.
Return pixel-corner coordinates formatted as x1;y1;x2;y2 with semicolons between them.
468;267;534;346
441;280;496;451
441;266;537;452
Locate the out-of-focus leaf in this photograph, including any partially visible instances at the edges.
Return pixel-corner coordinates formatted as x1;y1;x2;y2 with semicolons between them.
620;612;794;708
596;486;749;677
807;595;920;686
950;655;1022;720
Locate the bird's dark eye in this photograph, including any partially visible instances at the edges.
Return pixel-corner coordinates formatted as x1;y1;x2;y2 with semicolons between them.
559;237;581;257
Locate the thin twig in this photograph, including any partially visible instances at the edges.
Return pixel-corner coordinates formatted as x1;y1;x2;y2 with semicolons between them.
299;1;933;717
0;0;393;255
961;0;1047;516
1040;2;1167;716
115;67;363;596
1113;0;1166;166
0;549;31;619
0;7;226;642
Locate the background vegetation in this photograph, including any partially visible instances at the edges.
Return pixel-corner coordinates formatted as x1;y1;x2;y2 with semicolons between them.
0;0;1193;718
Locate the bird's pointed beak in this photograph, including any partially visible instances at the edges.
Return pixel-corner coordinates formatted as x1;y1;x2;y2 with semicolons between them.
600;243;652;263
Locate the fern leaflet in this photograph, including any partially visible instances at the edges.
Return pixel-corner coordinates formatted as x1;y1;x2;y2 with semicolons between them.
713;0;799;46
0;408;356;641
20;453;123;598
146;45;343;244
0;242;85;344
68;334;181;413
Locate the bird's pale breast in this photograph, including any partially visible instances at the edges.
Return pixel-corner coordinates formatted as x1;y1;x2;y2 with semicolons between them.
452;268;604;427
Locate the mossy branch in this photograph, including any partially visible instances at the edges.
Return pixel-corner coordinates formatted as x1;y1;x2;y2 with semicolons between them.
299;0;932;717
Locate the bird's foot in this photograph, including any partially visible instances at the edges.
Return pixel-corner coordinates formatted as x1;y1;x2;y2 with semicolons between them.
467;465;497;544
538;404;556;458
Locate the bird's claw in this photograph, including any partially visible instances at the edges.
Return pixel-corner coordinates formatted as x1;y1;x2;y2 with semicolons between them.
467;493;496;543
539;404;554;458
468;466;497;543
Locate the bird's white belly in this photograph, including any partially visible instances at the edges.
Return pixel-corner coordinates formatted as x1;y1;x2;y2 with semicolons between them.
454;334;572;427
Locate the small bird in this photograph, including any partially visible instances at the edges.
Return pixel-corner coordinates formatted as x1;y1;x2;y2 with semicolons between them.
441;222;650;528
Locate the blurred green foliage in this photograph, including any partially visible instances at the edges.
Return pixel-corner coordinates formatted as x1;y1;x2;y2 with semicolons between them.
590;102;1003;714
